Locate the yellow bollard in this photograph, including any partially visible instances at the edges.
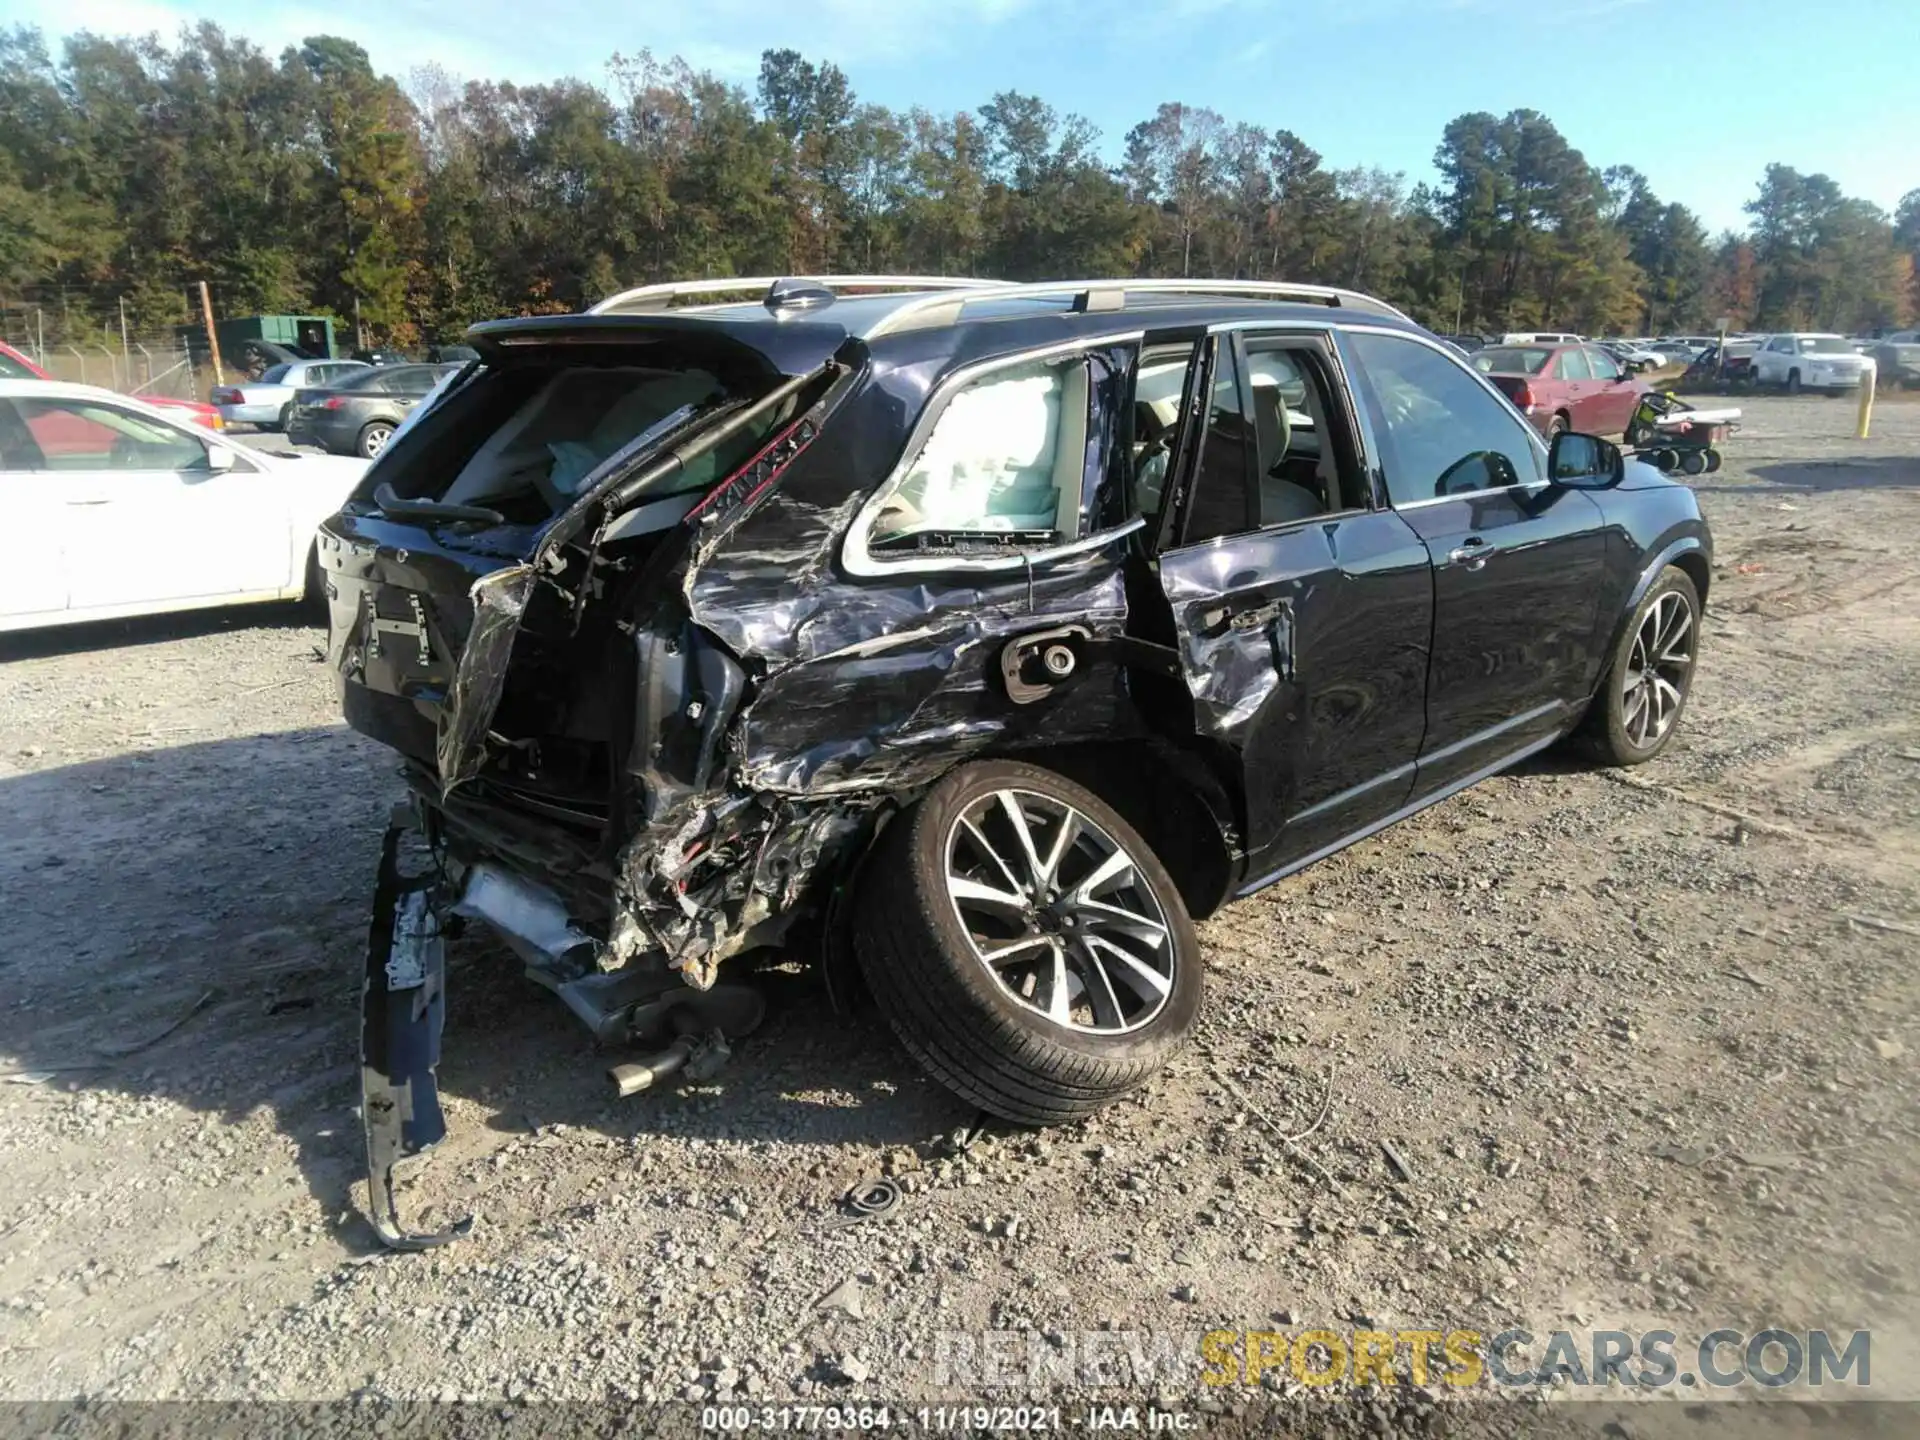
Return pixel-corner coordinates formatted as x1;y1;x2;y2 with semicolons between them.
1857;363;1876;439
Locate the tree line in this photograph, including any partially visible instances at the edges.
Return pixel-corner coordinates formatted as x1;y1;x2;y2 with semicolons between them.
2;23;1915;350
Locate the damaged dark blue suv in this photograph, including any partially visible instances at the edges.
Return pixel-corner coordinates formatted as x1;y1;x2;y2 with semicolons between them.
320;276;1711;1246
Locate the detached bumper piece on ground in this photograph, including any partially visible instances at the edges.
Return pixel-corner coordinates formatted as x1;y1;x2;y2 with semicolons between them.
330;276;1712;1248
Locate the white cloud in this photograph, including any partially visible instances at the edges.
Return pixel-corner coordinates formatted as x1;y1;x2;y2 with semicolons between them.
12;0;1036;85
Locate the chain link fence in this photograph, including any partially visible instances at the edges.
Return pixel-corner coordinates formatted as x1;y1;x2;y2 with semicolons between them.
1;332;204;402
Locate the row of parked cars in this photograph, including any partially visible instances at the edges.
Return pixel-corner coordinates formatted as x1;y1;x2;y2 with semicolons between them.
1446;327;1902;395
211;359;464;456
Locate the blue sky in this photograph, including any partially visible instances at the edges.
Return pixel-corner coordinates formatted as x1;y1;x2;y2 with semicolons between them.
15;0;1916;233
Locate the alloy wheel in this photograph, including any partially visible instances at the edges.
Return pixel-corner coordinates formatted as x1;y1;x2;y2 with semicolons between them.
1622;589;1695;749
362;424;394;458
943;789;1176;1036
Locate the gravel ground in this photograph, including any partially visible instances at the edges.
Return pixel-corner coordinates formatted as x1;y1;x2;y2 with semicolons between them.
1;398;1917;1421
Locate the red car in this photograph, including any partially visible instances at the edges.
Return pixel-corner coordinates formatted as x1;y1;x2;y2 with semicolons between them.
0;340;224;433
1471;342;1646;438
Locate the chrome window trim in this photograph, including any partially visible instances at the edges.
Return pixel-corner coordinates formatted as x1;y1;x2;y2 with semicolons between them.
840;330;1146;578
1158;504;1376;559
1391;480;1552;511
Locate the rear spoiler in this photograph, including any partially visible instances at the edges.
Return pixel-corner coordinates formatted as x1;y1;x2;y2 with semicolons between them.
464;313;850;381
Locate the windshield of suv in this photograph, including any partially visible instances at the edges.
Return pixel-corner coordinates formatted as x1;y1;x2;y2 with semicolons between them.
1801;337;1853;355
1474;347;1552;375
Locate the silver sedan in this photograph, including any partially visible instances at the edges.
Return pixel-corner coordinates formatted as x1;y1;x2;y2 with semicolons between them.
211;358;370;430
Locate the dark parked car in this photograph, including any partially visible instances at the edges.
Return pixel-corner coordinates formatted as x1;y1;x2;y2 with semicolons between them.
320;276;1711;1246
1684;339;1762;386
1871;331;1920;389
1471;342;1648;437
288;363;461;458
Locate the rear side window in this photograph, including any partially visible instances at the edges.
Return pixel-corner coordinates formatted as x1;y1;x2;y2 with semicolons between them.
380;367;441;395
1475;347;1551;375
861;356;1089;557
336;369;388;393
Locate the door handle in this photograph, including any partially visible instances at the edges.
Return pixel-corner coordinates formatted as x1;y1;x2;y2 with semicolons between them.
1448;538;1495;570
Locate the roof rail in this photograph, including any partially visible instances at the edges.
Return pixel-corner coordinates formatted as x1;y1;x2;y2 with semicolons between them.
589;275;998;316
862;278;1411;337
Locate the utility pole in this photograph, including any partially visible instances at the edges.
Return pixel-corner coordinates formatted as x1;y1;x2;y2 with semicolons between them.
34;307;44;363
118;296;130;361
197;280;225;387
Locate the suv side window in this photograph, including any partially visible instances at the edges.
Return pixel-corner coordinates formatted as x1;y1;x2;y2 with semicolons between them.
1346;330;1543;506
861;355;1089;558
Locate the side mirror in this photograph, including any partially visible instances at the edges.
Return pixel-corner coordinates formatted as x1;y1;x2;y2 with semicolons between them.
206;445;237;473
1548;431;1623;488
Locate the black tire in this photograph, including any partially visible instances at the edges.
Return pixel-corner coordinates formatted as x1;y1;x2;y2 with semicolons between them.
276;401;294;433
851;759;1203;1125
358;421;395;458
1786;369;1801;395
1575;567;1701;767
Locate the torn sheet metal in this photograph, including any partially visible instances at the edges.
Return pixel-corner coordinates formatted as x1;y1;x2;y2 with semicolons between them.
361;822;473;1250
435;563;533;797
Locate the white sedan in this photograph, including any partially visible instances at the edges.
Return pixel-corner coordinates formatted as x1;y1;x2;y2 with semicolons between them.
0;379;368;633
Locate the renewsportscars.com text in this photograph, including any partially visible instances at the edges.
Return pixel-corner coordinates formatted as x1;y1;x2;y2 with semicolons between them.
933;1326;1870;1391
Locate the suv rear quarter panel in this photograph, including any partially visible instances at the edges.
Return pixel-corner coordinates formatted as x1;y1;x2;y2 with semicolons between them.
684;345;1153;797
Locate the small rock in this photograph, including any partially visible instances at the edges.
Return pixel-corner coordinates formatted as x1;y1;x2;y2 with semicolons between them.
817;1278;866;1320
1873;1037;1906;1060
1173;1284;1197;1303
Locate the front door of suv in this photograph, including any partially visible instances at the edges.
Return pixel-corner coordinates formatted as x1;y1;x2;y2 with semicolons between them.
1340;328;1608;798
1137;328;1434;893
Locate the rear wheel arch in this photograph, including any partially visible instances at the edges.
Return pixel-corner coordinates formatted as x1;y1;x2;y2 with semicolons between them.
1008;738;1242;919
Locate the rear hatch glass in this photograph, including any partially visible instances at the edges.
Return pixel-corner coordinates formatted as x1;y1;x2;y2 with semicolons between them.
365;355;789;528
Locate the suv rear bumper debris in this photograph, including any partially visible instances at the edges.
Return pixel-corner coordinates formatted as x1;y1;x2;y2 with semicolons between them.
360;814;474;1250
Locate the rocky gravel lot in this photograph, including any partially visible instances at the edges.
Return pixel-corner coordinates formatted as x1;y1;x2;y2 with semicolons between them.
1;397;1917;1425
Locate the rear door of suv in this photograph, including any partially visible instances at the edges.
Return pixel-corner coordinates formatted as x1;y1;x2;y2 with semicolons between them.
1134;324;1434;891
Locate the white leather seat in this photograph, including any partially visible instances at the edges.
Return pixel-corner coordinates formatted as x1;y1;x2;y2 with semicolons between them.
1251;386;1324;525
